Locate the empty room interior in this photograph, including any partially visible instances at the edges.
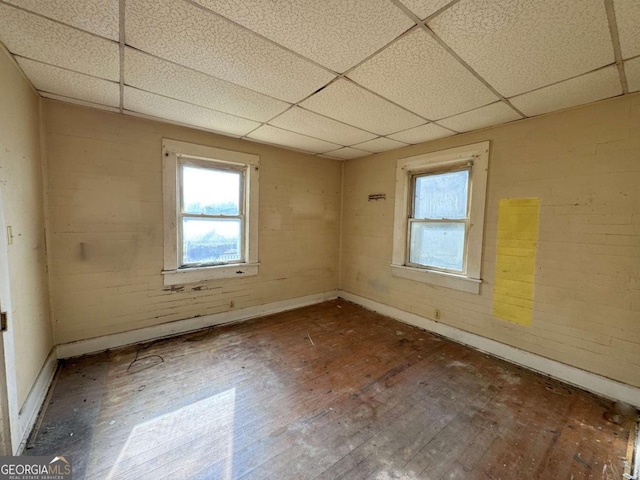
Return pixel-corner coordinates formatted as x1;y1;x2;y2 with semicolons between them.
0;0;639;478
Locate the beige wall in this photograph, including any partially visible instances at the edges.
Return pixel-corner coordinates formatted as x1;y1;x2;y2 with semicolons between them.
44;101;341;344
341;93;640;388
0;49;53;406
39;90;640;389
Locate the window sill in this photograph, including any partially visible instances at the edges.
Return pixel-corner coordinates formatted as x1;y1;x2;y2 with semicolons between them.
162;263;259;286
390;264;481;294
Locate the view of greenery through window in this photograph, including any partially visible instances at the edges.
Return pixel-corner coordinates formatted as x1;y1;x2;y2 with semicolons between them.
181;165;243;266
409;169;469;271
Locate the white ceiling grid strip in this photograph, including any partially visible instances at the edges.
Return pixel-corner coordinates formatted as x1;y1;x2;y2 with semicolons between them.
118;0;125;112
352;137;409;153
348;28;499;120
388;123;455;144
247;125;342;154
0;3;119;81
0;0;635;160
612;0;640;60
123;86;261;136
398;0;453;20
624;57;640;93
16;57;120;108
438;102;523;133
191;0;414;73
300;79;424;136
125;0;335;103
268;106;377;146
5;0;119;40
510;66;623;117
124;48;290;123
39;92;121;114
604;0;629;94
428;0;615;98
389;0;527;120
323;147;372;160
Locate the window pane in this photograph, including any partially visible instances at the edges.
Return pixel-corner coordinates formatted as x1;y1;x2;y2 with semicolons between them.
182;218;241;265
414;170;469;219
409;222;465;271
182;165;241;215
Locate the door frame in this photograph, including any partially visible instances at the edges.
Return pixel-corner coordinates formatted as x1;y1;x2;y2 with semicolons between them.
0;190;20;454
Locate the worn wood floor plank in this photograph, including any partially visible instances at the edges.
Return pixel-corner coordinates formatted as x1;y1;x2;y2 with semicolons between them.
25;300;634;480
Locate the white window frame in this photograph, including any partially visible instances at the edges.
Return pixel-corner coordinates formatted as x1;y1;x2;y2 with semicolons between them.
391;141;489;294
162;139;259;286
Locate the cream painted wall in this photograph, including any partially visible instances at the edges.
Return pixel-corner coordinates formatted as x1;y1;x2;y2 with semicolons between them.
0;49;53;406
341;93;640;388
44;101;341;344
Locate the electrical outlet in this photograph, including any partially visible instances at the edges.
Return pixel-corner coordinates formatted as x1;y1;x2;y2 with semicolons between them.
435;309;441;320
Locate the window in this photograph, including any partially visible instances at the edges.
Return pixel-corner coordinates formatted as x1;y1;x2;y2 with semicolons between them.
162;139;259;285
408;167;470;272
180;162;244;266
391;141;489;294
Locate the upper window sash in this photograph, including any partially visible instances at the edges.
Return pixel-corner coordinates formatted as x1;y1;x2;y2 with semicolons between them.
178;161;245;220
409;165;471;220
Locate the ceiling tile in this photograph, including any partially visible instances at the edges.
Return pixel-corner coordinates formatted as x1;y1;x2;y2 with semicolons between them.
39;92;120;113
388;123;455;144
5;0;119;41
124;48;289;123
269;107;377;146
429;0;614;97
625;57;640;93
247;125;341;154
323;147;371;160
300;79;424;135
510;66;623;117
353;137;409;153
192;0;414;73
398;0;453;20
348;29;498;120
438;102;522;133
16;57;120;108
0;4;119;81
125;0;335;103
614;0;640;59
124;87;260;137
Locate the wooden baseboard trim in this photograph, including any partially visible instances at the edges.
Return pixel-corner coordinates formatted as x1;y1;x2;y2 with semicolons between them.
16;348;58;454
56;290;339;359
339;291;640;407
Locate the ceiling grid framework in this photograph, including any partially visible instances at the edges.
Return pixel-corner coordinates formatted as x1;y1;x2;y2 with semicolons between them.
0;0;638;159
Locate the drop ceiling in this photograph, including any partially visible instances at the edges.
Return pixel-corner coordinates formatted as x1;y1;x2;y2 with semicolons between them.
1;0;638;160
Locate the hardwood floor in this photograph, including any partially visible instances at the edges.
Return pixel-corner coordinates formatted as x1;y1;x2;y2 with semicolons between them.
26;300;635;479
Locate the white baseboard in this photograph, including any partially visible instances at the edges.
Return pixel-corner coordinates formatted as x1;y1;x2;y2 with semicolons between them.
339;291;640;408
56;290;339;359
16;348;58;454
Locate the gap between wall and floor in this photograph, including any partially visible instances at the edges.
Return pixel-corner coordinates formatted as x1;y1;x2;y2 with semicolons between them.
19;288;640;456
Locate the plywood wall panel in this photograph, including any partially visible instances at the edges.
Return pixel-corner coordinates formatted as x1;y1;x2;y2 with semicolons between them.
44;101;341;344
0;50;53;406
341;92;640;388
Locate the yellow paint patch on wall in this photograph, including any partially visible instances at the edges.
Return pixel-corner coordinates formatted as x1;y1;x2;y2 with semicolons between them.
493;198;540;326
